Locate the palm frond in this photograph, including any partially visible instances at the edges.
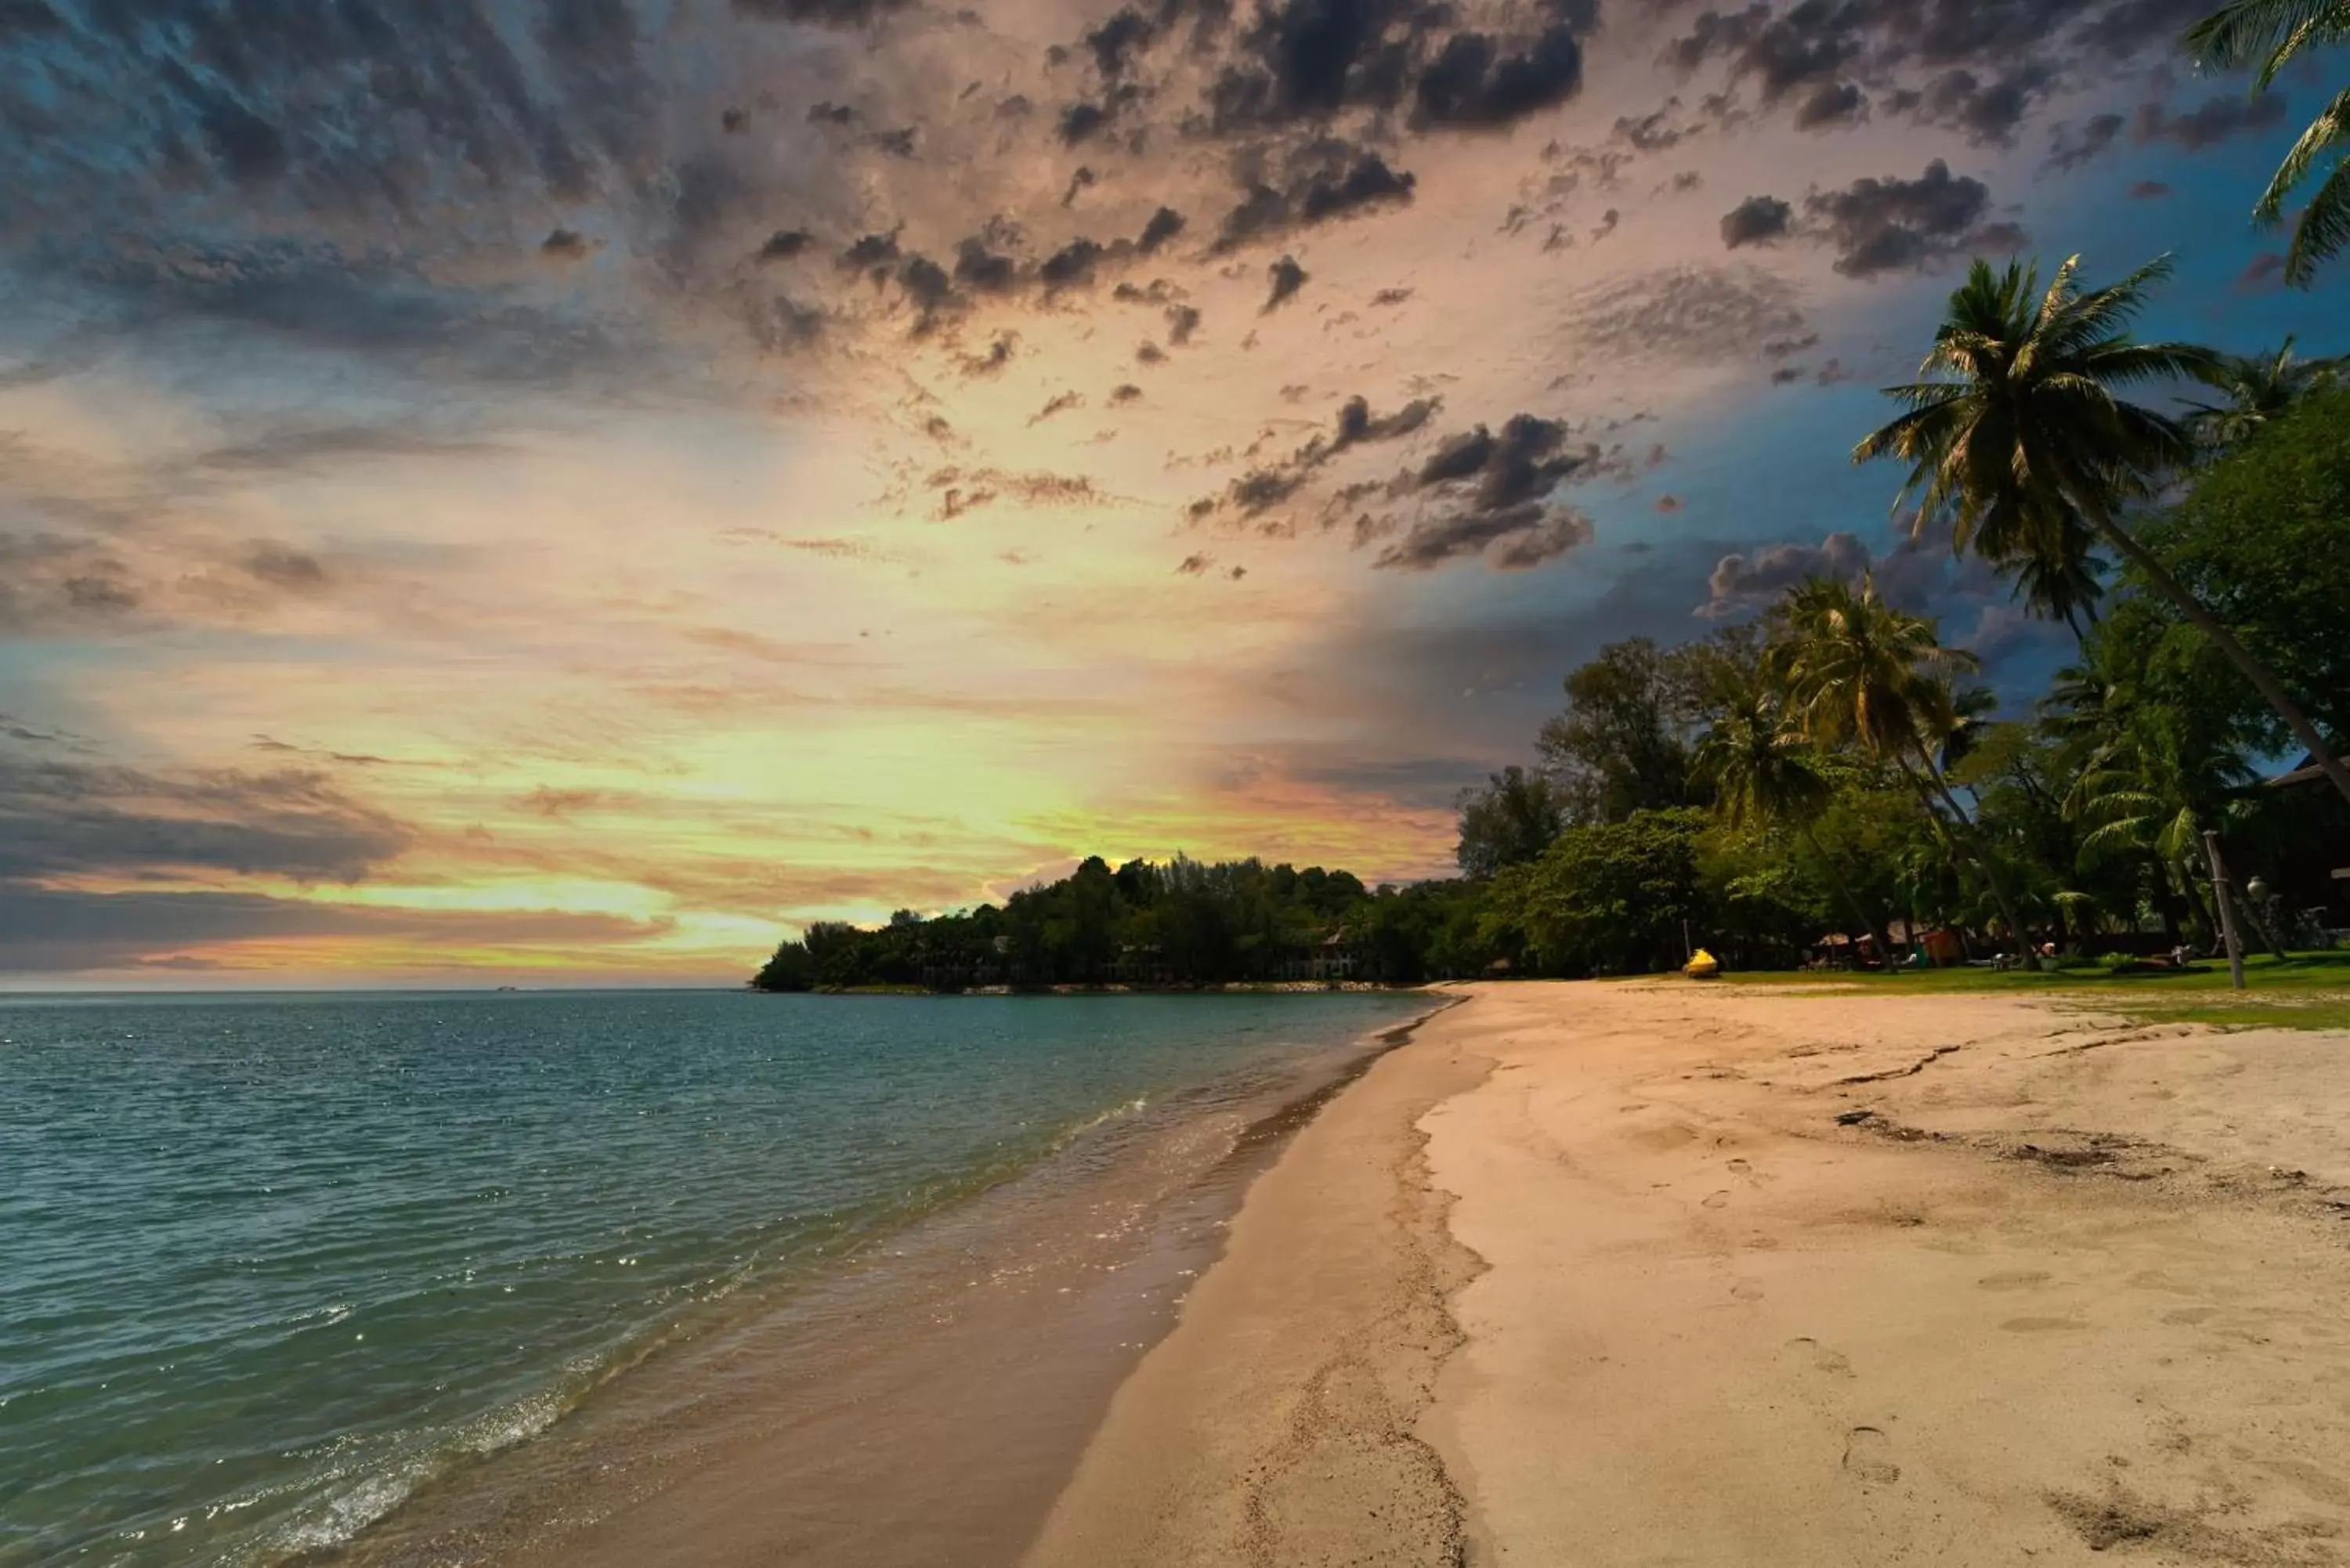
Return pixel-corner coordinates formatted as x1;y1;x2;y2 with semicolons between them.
2285;132;2350;285
2254;85;2350;227
2184;0;2344;74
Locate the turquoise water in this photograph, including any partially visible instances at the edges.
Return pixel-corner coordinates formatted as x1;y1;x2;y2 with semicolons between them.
0;989;1426;1568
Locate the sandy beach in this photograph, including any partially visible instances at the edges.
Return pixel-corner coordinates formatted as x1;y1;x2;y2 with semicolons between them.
1026;981;2350;1566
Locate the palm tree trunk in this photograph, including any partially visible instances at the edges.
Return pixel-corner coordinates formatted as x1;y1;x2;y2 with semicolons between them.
2090;515;2350;807
1907;753;2039;966
1799;824;1895;966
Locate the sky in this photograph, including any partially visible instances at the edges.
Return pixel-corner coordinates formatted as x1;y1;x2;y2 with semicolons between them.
0;0;2339;986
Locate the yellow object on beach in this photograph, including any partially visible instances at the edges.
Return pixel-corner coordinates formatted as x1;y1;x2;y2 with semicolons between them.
1684;948;1720;978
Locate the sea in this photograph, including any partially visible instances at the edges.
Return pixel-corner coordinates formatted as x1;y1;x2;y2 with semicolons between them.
0;988;1434;1568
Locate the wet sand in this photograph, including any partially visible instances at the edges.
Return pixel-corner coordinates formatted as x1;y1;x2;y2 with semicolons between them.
1028;981;2350;1566
341;1007;1442;1568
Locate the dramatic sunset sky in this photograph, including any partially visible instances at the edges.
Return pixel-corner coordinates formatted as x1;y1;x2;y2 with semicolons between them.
0;0;2334;984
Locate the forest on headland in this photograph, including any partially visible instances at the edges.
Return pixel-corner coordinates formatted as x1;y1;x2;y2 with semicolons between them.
758;22;2350;992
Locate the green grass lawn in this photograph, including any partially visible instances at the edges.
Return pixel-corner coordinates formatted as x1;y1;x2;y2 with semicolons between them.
1701;951;2350;1031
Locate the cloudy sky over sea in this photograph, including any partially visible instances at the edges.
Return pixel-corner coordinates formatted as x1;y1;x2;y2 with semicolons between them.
0;0;2333;981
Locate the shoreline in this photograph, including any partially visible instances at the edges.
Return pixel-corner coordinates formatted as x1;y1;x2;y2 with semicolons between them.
1025;980;2350;1564
335;994;1451;1568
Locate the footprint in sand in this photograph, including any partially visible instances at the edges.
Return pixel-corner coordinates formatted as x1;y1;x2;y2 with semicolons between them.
1701;1190;1731;1209
1787;1336;1853;1377
1730;1278;1766;1302
1842;1426;1900;1484
2160;1307;2217;1325
1727;1158;1753;1176
1976;1270;2052;1292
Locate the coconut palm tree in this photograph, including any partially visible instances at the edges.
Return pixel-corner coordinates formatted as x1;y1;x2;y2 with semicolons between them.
1766;574;2041;962
2186;0;2350;286
1694;685;1896;963
2183;337;2343;449
1855;254;2350;808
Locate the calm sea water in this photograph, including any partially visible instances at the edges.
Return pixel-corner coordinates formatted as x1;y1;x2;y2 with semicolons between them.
0;988;1426;1568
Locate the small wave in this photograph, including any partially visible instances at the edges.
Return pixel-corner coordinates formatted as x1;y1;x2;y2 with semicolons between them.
273;1469;418;1556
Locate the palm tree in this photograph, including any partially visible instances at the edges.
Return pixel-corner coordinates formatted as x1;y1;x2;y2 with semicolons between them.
2183;338;2343;449
1766;575;2041;963
1694;685;1896;964
1855;254;2350;809
2186;0;2350;286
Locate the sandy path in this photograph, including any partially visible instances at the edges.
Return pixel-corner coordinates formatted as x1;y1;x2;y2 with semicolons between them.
1028;981;2350;1567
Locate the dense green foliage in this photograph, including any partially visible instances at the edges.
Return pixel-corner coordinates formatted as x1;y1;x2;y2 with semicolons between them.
2139;387;2350;746
751;854;1495;991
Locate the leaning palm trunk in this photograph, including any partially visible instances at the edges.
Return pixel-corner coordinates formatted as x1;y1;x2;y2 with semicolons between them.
1895;753;2037;963
2086;509;2350;807
1799;824;1896;966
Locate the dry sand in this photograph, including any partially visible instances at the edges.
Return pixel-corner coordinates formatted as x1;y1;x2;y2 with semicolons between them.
1024;981;2350;1567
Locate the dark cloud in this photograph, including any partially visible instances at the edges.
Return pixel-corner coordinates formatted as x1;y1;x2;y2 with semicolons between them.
1793;80;1867;128
1614;103;1690;150
1214;146;1416;250
2133;90;2287;151
1201;0;1421;132
1263;254;1309;311
541;227;592;260
958;331;1018;377
1195;392;1441;522
1031;390;1085;424
1372;414;1595;572
1040;237;1107;291
1111;382;1144;403
2043;111;2124;173
895;254;957;331
1719;194;1791;247
1412;24;1585;129
841;231;903;273
1087;7;1162;77
72;240;631;389
1802;159;2011;277
1058;99;1115;145
733;0;914;27
748;293;824;352
2128;179;2171;198
0;753;410;885
1663;0;2219;157
1900;66;2051;145
1166;303;1203;344
757;228;814;263
953;236;1021;294
1194;0;1591;139
1137;205;1188;254
0;533;142;632
1700;530;1871;616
